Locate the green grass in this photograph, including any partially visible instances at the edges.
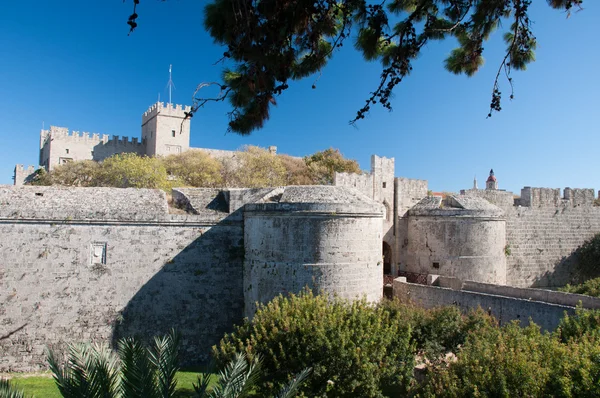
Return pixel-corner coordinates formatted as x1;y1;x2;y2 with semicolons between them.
7;370;214;398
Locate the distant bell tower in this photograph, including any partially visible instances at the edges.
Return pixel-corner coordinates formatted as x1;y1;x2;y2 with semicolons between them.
486;169;498;190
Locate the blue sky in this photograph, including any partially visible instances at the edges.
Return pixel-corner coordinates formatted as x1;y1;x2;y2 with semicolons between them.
0;1;598;194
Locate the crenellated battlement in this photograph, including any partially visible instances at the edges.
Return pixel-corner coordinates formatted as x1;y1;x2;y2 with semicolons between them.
41;126;143;148
142;102;191;125
519;186;597;207
14;164;36;173
13;165;37;186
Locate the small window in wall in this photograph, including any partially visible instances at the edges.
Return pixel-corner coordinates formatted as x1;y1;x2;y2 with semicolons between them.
66;148;70;154
382;182;386;188
172;130;176;137
432;262;440;269
91;242;107;265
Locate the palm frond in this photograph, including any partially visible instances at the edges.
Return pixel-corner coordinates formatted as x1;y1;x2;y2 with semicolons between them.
149;329;180;398
88;344;119;398
118;337;158;398
274;367;312;398
216;352;262;398
47;344;96;398
0;378;27;398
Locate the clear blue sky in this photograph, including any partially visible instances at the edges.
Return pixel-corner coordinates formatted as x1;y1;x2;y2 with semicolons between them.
0;1;598;194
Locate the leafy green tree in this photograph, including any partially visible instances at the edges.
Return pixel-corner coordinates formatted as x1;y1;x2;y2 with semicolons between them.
127;0;583;134
214;290;415;397
47;330;180;398
304;148;361;185
162;150;223;187
95;153;169;190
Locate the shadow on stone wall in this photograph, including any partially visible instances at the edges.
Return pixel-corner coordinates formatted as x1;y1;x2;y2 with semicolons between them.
530;250;590;288
111;213;245;366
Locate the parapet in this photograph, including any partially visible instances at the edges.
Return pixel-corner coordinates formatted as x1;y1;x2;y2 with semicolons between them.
520;187;596;207
0;186;168;220
40;126;143;149
408;195;504;218
13;165;37;186
14;164;36;173
142;102;192;125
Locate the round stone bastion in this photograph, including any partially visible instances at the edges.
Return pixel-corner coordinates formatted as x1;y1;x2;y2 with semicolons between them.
243;186;384;317
406;195;506;284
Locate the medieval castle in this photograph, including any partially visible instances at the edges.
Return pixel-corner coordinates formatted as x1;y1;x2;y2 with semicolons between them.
13;102;277;185
3;101;600;371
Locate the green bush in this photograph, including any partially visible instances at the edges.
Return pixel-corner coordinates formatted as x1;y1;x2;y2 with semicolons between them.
560;276;600;298
418;319;600;398
214;291;415;397
556;307;600;343
379;300;496;362
419;322;558;397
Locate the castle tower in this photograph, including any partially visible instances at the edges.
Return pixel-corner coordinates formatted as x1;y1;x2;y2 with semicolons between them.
486;169;498;190
141;102;192;157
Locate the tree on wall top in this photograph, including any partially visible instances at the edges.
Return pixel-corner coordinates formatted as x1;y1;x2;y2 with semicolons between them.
126;0;583;135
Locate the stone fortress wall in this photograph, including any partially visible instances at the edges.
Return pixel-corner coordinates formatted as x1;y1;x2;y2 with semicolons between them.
38;126;145;171
0;185;383;371
335;158;600;289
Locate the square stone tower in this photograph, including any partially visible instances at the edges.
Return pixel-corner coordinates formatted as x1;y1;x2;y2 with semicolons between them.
141;102;192;157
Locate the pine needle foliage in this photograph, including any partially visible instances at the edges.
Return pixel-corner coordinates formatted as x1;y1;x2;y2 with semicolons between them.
128;0;584;133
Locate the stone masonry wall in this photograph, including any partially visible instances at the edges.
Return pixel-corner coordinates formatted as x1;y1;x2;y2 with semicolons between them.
393;278;575;331
505;204;600;287
0;187;244;371
0;186;168;220
334;172;373;199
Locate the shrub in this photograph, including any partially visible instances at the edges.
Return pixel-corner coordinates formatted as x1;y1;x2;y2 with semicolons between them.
278;155;314;185
418;319;600;398
162;151;223;187
214;291;415;397
560;276;600;298
556;307;600;343
27;161;100;187
304;148;361;185
379;300;496;363
228;146;287;187
419;322;558;397
95;153;169;189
